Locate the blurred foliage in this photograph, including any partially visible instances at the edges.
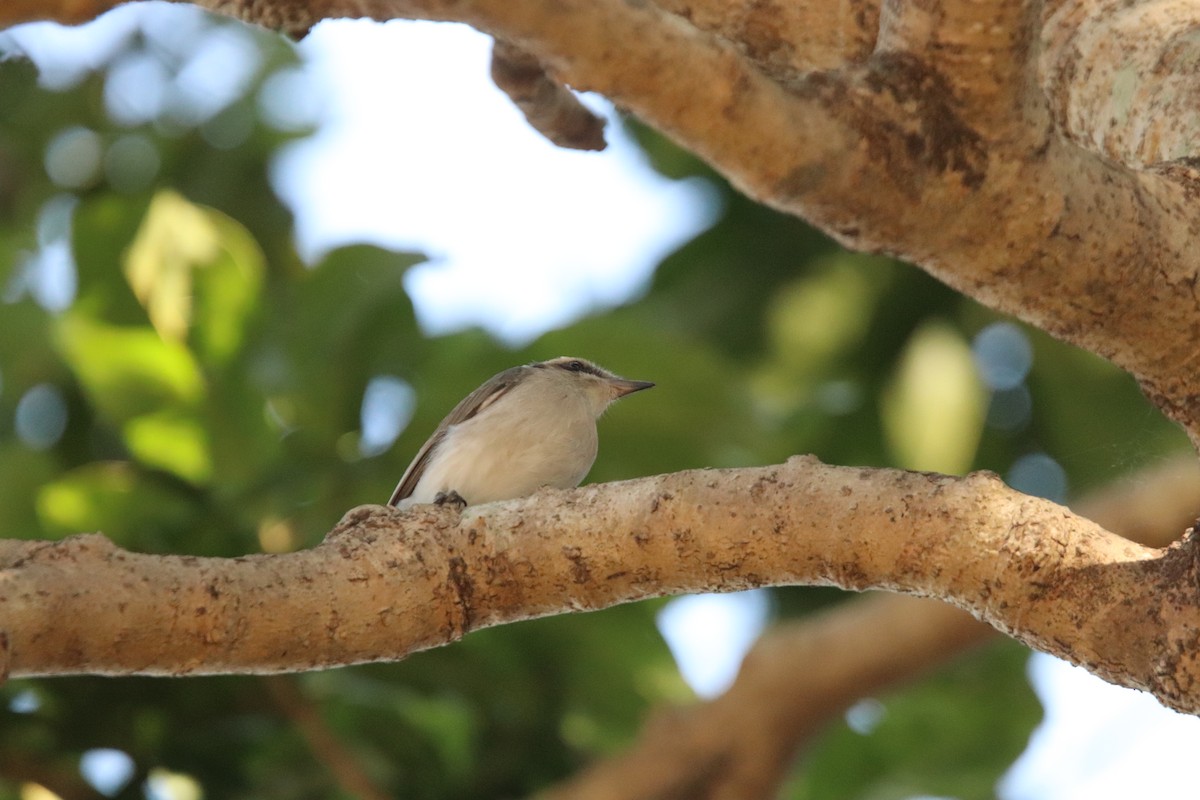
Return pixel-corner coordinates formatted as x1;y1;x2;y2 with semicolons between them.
785;640;1040;800
0;5;1190;800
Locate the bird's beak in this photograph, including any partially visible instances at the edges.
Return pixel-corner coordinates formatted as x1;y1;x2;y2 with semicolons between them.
611;378;655;397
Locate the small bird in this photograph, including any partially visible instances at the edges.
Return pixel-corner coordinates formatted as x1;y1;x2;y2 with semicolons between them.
389;357;654;507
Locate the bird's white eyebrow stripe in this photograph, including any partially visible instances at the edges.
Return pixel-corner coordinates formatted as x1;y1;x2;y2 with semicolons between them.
540;357;607;377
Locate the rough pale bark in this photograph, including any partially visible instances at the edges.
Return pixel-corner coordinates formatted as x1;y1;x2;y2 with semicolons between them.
1042;0;1200;167
2;0;114;26
543;455;1200;800
5;456;1200;715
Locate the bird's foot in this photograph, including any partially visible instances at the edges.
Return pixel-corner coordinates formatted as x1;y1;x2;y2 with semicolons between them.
433;490;468;510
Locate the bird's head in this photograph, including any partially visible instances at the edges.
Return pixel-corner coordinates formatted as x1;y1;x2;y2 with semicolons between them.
532;357;654;417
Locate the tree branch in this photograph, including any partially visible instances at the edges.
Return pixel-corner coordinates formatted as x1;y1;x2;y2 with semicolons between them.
5;457;1200;712
651;0;880;77
6;2;1200;439
0;0;116;26
423;0;1200;443
1042;0;1200;168
143;0;1199;443
542;455;1200;799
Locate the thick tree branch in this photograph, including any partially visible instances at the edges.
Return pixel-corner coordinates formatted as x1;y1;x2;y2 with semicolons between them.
1042;0;1200;168
543;455;1200;799
409;0;1200;442
4;457;1200;713
6;3;1200;438
0;0;113;26
151;0;1200;443
651;0;880;77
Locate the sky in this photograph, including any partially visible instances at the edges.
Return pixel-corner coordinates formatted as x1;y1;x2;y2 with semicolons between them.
280;19;719;343
5;5;1200;798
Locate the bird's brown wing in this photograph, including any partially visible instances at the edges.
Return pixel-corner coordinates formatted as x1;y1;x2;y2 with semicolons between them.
388;366;526;505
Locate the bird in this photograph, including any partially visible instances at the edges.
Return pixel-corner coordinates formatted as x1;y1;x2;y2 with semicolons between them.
388;357;654;507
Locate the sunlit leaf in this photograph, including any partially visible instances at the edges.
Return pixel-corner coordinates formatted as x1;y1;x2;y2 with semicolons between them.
35;461;195;545
881;321;985;475
123;190;219;342
122;190;264;364
766;257;879;373
123;410;213;484
18;782;63;800
145;768;203;800
191;211;265;364
55;314;205;423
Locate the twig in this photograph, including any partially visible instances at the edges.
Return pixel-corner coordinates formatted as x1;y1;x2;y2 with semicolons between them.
490;38;606;151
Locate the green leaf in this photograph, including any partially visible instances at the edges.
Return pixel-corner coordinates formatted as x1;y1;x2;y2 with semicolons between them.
265;244;424;441
36;461;196;546
881;321;985;475
0;443;60;539
124;190;220;342
123;410;213;484
72;193;155;326
55;314;205;424
0;300;57;390
191;211;265;365
123;190;265;364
